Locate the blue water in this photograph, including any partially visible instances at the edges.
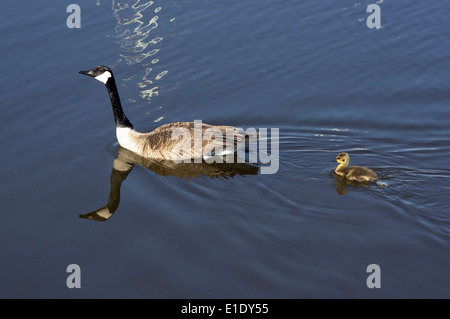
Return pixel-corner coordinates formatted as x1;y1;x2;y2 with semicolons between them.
1;0;450;298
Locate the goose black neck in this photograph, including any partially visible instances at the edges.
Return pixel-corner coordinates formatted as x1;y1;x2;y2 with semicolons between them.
105;77;133;129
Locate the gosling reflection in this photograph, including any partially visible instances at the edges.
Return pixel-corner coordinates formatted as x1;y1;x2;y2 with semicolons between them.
79;146;258;221
333;172;370;195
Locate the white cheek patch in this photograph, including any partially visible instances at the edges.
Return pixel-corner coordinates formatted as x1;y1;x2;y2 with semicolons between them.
94;71;112;84
94;207;112;219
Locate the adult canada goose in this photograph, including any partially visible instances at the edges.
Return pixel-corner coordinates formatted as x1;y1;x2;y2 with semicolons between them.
79;65;251;161
333;152;378;183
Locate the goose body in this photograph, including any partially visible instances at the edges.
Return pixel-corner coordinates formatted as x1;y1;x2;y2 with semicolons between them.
79;65;249;161
333;152;378;183
115;122;246;160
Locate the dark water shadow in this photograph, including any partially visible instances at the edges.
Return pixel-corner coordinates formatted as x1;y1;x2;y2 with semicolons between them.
79;147;258;222
331;170;384;195
333;173;371;195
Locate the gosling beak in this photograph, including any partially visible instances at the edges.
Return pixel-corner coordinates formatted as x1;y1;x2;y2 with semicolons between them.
332;159;337;162
79;69;93;76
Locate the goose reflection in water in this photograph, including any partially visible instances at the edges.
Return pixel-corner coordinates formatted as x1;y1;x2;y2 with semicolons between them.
79;146;258;221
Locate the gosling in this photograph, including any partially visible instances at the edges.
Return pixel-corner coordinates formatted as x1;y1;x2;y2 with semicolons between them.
333;152;378;183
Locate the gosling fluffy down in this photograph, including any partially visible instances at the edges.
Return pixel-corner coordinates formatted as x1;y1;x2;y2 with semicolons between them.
334;152;378;183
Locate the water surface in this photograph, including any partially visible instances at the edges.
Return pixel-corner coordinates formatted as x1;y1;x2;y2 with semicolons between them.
1;0;449;298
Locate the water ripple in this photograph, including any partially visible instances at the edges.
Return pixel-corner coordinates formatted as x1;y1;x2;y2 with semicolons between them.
111;0;168;105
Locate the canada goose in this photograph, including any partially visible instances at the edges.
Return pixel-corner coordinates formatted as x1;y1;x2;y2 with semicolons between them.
79;65;250;161
333;152;378;183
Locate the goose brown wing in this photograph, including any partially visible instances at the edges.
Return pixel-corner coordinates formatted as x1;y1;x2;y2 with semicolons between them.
141;122;251;160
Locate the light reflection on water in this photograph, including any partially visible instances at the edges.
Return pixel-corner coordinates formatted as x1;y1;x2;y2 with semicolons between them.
111;0;169;106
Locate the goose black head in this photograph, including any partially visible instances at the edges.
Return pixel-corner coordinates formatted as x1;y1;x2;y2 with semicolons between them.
79;65;113;84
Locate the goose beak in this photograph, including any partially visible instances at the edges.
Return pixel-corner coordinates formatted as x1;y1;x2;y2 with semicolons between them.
332;159;337;162
79;69;93;76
